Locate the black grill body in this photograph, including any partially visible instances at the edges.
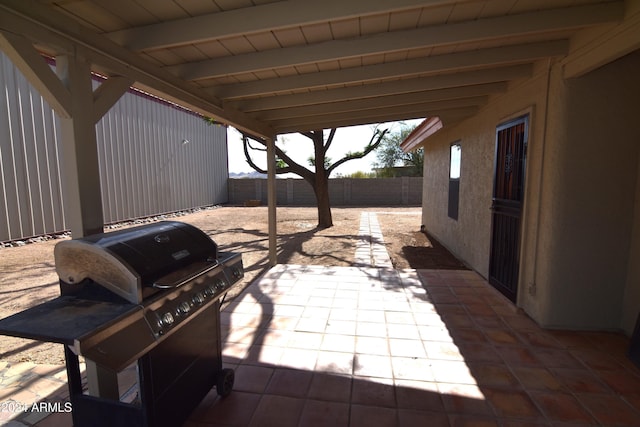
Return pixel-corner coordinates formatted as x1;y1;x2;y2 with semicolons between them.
0;221;243;427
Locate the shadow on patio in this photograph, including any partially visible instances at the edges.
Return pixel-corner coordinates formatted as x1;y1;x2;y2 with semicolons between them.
184;265;640;427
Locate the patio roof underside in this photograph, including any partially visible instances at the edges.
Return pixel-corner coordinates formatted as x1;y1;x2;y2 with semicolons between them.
0;0;629;139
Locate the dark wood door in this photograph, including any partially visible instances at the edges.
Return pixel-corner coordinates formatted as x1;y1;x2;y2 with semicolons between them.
489;116;528;302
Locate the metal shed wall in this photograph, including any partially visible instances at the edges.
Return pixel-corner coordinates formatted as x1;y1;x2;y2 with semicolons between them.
0;52;228;242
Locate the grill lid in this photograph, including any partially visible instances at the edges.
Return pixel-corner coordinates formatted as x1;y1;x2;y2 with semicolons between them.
54;221;218;303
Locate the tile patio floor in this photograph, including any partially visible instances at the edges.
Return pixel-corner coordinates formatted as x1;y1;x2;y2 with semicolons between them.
2;264;640;426
181;264;640;427
3;209;640;426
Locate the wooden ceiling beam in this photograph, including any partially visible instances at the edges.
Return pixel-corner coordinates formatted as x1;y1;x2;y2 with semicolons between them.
213;40;568;99
92;76;134;123
235;82;507;114
272;101;478;129
108;0;453;51
256;95;488;121
273;106;479;133
228;65;532;111
170;2;622;81
0;1;275;138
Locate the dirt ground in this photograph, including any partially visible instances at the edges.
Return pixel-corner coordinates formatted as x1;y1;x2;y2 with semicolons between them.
0;206;466;365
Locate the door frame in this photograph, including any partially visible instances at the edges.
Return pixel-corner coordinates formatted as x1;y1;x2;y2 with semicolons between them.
488;114;529;302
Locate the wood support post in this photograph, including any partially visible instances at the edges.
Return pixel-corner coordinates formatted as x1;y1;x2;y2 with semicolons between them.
56;54;105;237
267;136;277;266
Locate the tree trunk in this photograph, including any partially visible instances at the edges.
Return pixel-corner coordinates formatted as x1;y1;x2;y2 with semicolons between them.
312;131;333;228
314;175;333;228
244;127;386;229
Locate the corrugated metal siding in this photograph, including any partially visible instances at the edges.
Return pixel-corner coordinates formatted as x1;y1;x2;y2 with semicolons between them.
0;52;65;241
0;52;228;242
95;92;228;224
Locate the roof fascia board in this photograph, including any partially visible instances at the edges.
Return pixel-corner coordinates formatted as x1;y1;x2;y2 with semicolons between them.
400;117;444;152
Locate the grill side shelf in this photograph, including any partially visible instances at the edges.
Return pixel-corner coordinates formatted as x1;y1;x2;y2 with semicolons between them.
0;296;136;345
75;309;156;372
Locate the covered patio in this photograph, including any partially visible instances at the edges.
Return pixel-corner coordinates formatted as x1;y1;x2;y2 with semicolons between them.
6;215;640;426
2;1;640;426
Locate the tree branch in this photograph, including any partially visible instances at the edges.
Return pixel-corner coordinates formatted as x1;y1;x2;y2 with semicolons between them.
247;139;267;152
327;128;389;174
242;136;268;174
324;128;337;154
300;131;316;140
242;134;315;180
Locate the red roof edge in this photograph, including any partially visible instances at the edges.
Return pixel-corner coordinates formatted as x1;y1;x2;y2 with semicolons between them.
400;117;443;153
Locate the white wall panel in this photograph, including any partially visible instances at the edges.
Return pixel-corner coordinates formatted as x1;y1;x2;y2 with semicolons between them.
0;52;228;241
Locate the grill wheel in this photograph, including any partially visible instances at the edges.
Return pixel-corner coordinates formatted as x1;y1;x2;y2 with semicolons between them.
216;368;235;397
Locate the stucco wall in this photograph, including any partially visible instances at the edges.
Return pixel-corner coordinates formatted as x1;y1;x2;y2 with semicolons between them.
421;51;640;333
539;51;640;331
624;147;640;334
421;61;550;285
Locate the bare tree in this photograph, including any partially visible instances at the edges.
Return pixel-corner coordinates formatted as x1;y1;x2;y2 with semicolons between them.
242;127;388;228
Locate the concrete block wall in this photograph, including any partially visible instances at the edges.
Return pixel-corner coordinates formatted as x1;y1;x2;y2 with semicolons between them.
228;177;422;206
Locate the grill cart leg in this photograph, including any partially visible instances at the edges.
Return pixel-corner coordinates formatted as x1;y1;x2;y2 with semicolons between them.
86;360;119;399
64;348;145;427
64;346;83;398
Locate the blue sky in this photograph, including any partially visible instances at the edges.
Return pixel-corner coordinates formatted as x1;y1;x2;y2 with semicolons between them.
226;119;424;175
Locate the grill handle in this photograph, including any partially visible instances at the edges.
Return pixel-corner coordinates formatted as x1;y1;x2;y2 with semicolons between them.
152;260;219;289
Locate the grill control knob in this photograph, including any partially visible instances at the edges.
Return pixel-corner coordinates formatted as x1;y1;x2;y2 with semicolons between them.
160;312;175;327
177;301;191;316
232;268;242;279
215;279;226;291
205;285;216;297
192;292;205;305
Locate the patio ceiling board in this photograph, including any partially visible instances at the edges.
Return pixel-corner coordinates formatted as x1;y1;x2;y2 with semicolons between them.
250;83;507;115
107;0;449;51
132;0;190;21
271;103;478;128
360;13;391;36
211;40;569;99
70;1;154;30
184;39;231;62
256;95;490;122
0;0;625;138
447;1;487;22
167;2;621;81
245;31;281;52
273;106;480;134
173;0;221;16
54;2;127;33
167;44;210;63
223;64;534;111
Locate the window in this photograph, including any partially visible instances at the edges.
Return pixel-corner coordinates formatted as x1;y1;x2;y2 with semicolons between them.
448;143;461;219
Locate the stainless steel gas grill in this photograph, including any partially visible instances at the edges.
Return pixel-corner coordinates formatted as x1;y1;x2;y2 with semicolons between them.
0;221;244;427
